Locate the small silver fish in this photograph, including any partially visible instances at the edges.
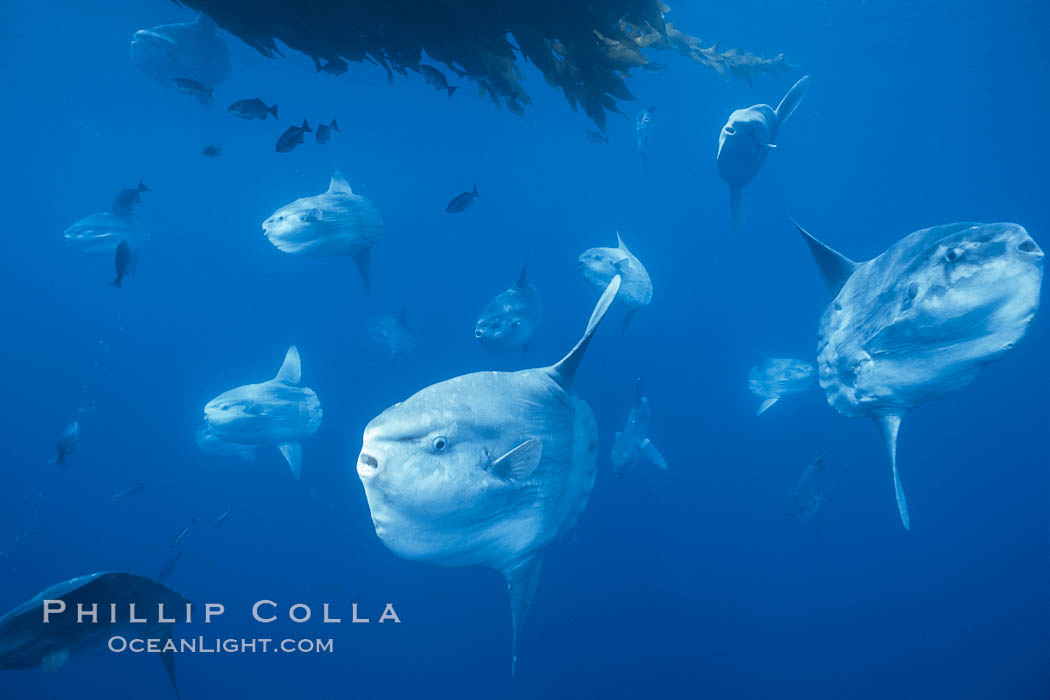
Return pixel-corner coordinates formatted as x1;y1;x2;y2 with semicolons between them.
112;482;147;502
170;518;198;548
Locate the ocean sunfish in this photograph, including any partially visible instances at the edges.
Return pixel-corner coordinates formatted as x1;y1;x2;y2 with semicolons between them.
357;276;622;674
795;220;1043;529
366;310;415;361
262;170;382;292
717;75;810;233
611;377;667;475
64;211;150;255
578;232;653;333
474;261;543;357
202;346;322;479
748;357;815;415
0;572;189;696
131;13;230;91
787;453;826;524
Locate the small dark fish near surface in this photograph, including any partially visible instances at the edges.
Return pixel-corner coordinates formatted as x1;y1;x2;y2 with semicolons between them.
213;509;233;528
111;180;148;215
156;552;181;581
315;118;340;144
446;184;479;213
111;240;130;288
112;482;147;502
171;77;214;108
276;119;312;153
419;64;458;97
228;98;278;120
585;130;609;145
201;144;222;157
0;572;189;693
170;518;198;548
313;55;348;75
50;422;79;465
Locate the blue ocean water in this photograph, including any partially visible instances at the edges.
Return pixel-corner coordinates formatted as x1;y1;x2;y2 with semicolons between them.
1;0;1047;698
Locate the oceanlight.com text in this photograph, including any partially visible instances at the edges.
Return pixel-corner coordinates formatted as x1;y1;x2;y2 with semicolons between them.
108;636;335;654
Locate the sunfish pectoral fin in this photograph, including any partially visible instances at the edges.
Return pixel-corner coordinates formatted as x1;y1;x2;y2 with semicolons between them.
492;438;543;480
41;648;70;674
773;74;811;125
875;415;911;530
158;623;179;697
764;143;778;149
791;219;859;297
640;438;668;470
551;275;621;389
278;441;302;479
275;346;302;384
503;553;544;676
351;246;372;294
757;397;779;415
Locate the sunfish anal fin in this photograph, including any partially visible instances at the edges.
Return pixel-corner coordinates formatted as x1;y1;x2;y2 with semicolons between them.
275;346;301;384
158;623;180;698
278;441;302;480
41;648;70;674
757;397;779;415
875;415;910;530
492;438;542;481
351;247;372;294
503;553;543;676
551;275;621;389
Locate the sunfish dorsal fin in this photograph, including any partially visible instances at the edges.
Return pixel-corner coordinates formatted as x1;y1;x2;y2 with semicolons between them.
328;170;353;194
42;648;70;674
278;441;302;479
634;376;645;406
875;415;910;530
791;219;859;296
615;231;632;255
195;13;219;34
515;259;529;288
492;438;542;480
503;553;543;676
774;74;811;125
551;275;621;389
275;346;301;384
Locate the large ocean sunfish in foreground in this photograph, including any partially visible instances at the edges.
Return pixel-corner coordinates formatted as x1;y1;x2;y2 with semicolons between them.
717;75;810;233
357;276;622;674
796;220;1043;529
0;572;189;696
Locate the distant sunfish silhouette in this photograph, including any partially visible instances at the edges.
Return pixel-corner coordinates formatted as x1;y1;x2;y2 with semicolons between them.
0;572;189;696
717;75;810;233
475;261;543;357
748;357;815;415
796;220;1043;529
262;170;382;292
357;276;622;674
578;232;652;334
787;453;826;524
131;13;230;92
611;377;667;475
202;346;322;479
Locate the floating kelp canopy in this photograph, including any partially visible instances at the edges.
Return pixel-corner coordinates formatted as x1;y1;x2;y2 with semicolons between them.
172;0;791;130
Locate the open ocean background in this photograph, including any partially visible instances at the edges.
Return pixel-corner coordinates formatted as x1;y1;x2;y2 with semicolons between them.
0;0;1047;697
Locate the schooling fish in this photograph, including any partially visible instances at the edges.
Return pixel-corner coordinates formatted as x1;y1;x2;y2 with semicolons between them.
170;518;198;549
419;64;458;97
445;185;479;213
578;232;652;333
475;260;542;357
0;572;189;695
203;346;323;479
262;170;382;292
111;180;148;215
50;422;79;466
357;276;621;674
313;55;348;75
276;119;312;153
170;77;214;108
201;144;222;158
228;98;278;120
611;377;667;475
795;220;1043;529
156;552;182;581
717;75;810;233
315;118;340;144
111;240;130;288
111;482;147;502
748;357;815;415
212;509;233;528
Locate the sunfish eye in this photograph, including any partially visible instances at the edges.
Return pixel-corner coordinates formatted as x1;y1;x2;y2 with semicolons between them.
945;247;962;262
432;436;449;452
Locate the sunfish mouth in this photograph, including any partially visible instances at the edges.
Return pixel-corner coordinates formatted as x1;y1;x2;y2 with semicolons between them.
357;452;379;477
723;126;736;136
